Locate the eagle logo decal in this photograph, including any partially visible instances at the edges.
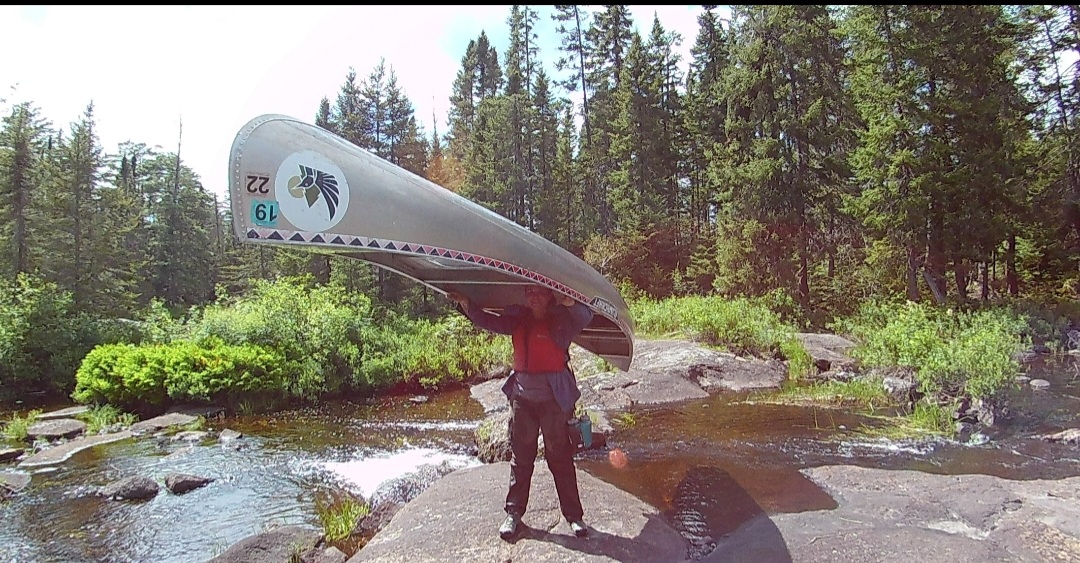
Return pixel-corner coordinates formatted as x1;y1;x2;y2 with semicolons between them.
287;165;340;220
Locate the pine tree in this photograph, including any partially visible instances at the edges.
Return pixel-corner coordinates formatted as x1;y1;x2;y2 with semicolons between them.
0;102;50;277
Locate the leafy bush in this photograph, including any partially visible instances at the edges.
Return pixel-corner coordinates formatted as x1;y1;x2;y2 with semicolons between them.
0;274;101;399
357;310;511;390
72;340;293;411
630;294;812;377
184;278;370;400
832;301;1027;400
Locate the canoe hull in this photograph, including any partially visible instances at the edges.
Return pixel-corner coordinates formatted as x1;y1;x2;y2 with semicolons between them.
228;114;634;371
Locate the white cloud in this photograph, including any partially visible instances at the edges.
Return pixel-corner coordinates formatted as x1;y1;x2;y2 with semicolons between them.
0;5;714;200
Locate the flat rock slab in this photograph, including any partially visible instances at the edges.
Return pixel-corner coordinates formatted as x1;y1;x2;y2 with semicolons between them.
348;462;691;563
0;471;31;495
19;431;133;468
26;418;86;441
37;406;90;420
470;379;509;414
713;465;1080;563
129;413;197;434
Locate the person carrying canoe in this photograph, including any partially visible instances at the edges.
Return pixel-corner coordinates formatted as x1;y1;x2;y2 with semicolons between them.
447;284;593;540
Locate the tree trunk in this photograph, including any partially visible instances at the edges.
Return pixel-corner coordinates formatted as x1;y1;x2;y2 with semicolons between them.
906;245;921;302
923;268;946;305
953;260;968;303
980;260;989;301
927;215;947;303
798;226;810;305
1005;233;1018;296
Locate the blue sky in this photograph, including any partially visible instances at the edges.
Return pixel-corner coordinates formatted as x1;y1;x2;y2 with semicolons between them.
0;6;718;200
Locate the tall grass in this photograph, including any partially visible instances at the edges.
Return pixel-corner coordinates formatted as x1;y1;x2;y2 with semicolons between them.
76;405;137;433
316;496;370;543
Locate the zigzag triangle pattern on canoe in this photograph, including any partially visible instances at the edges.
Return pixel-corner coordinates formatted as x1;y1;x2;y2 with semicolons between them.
244;227;589;302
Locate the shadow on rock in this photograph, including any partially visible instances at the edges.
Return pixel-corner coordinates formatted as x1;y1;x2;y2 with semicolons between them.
669;466;793;563
512;512;686;563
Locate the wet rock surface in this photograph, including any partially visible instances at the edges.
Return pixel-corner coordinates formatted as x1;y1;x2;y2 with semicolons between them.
18;431;133;468
0;471;31;496
99;475;160;501
0;448;23;463
164;473;214;495
1041;428;1080;445
26;418;86;441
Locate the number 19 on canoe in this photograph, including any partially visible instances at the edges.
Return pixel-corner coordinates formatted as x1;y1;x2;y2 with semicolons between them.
251;199;279;227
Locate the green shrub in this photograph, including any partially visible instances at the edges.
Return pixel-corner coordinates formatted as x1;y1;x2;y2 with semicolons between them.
0;274;101;398
72;340;293;411
832;301;1027;400
184;277;370;399
357;311;511;390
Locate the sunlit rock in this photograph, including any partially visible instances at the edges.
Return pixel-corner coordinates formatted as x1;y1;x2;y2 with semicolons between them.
347;462;690;563
36;406;90;421
0;470;30;496
171;431;209;442
1040;428;1080;445
219;429;243;441
26;419;86;442
129;413;198;435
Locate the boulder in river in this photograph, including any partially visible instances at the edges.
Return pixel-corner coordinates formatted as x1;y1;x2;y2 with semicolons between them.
207;525;323;563
164;473;214;495
99;475;159;501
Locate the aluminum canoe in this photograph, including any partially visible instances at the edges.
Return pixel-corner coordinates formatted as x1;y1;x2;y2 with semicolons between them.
227;114;635;371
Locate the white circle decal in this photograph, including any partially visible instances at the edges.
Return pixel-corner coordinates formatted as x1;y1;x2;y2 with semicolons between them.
275;150;350;232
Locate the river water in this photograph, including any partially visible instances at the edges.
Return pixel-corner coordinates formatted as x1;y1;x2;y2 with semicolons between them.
1;356;1078;563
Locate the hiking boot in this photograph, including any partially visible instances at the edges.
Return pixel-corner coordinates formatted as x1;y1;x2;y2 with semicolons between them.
569;519;589;537
499;513;522;540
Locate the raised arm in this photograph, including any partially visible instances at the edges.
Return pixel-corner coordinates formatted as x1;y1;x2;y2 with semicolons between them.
447;291;523;335
550;300;594;349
